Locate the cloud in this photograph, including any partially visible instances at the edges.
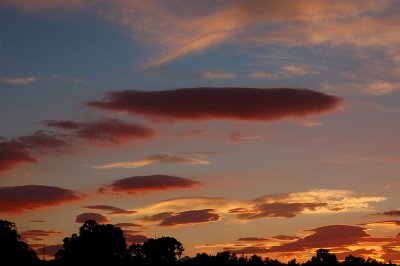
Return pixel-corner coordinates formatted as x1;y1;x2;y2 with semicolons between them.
102;174;200;194
0;118;154;173
281;65;309;76
230;203;328;219
249;71;277;79
2;75;37;85
372;210;400;217
75;212;109;223
200;72;236;79
237;237;269;242
215;225;400;262
232;189;385;220
136;189;384;222
0;143;37;172
28;220;46;223
3;1;398;67
141;209;220;227
301;120;323;127
0;0;85;11
364;220;400;227
0;131;70;173
229;133;261;143
335;249;377;261
366;80;399;95
88;88;342;121
0;185;82;213
92;154;210;169
249;72;277;80
272;235;299;241
268;225;370;252
81;205;137;215
44;118;154;145
21;229;61;242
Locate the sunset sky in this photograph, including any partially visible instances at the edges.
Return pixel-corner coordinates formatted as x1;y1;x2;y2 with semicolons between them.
1;0;400;262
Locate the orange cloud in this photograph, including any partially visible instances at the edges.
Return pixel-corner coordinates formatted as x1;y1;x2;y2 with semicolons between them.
268;225;370;252
88;88;342;121
0;185;82;213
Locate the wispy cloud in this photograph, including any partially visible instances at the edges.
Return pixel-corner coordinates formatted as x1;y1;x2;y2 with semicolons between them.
301;120;323;127
366;80;399;95
281;65;310;76
2;75;37;85
92;154;210;169
249;71;277;79
229;133;261;143
200;72;236;79
5;1;397;67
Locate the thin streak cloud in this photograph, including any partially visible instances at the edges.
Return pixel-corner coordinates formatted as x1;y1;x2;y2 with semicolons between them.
92;154;210;169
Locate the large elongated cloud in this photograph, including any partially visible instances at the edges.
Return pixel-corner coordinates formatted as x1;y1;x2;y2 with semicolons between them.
136;189;384;223
88;88;342;121
0;185;82;213
141;209;220;227
267;225;370;252
102;174;200;194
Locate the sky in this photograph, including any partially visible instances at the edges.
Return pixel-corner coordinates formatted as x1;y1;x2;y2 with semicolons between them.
1;0;400;262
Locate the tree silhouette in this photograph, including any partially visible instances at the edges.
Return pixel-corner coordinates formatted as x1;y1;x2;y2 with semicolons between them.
139;236;184;265
55;220;128;265
307;249;338;266
0;220;40;266
2;219;400;266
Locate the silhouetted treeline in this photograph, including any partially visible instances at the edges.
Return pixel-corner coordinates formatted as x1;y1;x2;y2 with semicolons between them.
0;219;397;266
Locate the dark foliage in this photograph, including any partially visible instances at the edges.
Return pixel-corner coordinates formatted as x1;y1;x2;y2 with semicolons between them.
0;220;398;266
55;220;128;265
0;220;41;266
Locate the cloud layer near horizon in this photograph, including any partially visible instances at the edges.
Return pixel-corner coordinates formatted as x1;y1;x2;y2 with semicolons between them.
88;88;342;121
